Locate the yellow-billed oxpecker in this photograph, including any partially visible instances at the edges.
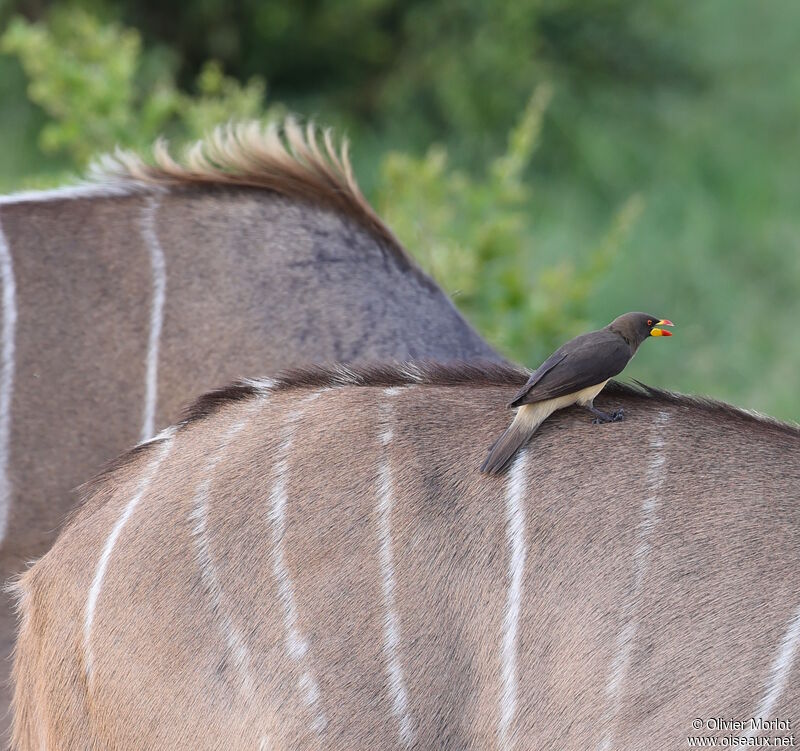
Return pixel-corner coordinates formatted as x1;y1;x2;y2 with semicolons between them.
480;312;674;475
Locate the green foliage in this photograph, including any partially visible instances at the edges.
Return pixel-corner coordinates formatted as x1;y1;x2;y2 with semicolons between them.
94;0;402;100
1;1;799;418
2;10;143;163
178;61;270;138
378;85;643;363
1;8;273;166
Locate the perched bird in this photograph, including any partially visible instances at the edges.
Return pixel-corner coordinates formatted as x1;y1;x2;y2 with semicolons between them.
480;312;673;475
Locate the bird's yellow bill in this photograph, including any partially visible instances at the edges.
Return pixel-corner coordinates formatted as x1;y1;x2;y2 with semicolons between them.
650;319;674;337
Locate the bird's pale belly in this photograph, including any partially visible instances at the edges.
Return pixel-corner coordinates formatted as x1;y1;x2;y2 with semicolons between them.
573;379;610;407
544;379;609;411
516;380;609;430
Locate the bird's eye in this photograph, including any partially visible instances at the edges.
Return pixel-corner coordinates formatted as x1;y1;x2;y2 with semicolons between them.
647;319;653;326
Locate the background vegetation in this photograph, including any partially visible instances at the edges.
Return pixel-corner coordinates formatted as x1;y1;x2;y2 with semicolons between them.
1;1;798;419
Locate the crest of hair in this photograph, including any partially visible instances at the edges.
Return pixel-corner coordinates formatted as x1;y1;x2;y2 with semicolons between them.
91;118;406;258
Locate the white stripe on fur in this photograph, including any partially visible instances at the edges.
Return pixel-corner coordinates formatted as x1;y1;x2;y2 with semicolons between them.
0;181;146;206
241;377;277;396
499;448;530;750
139;196;167;442
84;431;174;685
269;391;327;733
377;389;415;746
598;410;669;751
0;216;16;546
743;604;800;739
189;417;255;698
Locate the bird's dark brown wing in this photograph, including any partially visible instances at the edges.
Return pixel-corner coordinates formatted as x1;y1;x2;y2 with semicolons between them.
506;350;568;407
509;330;632;407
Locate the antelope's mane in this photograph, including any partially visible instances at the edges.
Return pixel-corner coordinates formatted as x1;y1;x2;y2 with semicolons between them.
184;360;800;437
186;360;532;424
82;359;799;501
90;118;406;259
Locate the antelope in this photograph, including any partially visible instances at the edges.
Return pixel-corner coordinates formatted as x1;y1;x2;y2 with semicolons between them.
12;361;800;750
0;122;499;741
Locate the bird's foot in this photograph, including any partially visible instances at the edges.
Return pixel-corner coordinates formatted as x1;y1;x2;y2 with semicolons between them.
589;407;625;425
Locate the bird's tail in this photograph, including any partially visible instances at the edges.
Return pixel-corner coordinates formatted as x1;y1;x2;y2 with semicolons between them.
480;403;552;475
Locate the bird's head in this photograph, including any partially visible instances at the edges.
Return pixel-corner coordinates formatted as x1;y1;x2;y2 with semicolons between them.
609;312;674;348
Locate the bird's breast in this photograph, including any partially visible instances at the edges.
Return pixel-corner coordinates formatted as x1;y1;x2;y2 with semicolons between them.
573;380;610;406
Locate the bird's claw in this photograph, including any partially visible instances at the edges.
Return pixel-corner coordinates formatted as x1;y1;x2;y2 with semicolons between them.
591;408;625;425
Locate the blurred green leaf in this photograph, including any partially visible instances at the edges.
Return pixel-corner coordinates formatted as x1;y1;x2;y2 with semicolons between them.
378;86;643;362
0;1;799;418
1;9;277;165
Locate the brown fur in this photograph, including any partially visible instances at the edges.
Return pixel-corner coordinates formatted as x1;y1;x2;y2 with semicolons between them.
12;363;800;750
0;124;500;742
93;118;409;275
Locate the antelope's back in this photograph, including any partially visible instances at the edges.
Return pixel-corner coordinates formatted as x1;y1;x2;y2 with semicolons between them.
12;372;512;751
12;367;800;750
0;122;502;744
